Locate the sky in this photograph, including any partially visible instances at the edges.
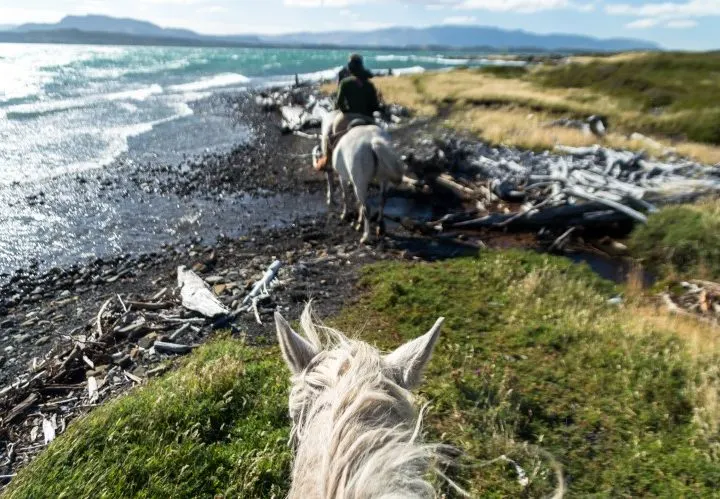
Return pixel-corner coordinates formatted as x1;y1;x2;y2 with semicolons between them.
0;0;717;50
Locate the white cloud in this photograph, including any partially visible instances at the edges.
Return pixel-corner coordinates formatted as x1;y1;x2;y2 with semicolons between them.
284;0;371;6
285;0;593;12
198;5;228;13
626;17;660;28
608;0;712;30
666;18;698;27
443;15;477;23
142;0;208;4
452;0;596;12
455;0;581;12
606;1;720;18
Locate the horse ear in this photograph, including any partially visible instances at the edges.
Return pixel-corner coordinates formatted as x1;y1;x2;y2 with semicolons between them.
384;317;444;389
275;312;319;375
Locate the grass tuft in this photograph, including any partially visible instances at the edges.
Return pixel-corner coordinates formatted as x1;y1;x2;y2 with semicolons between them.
4;339;291;499
629;199;720;280
370;54;720;164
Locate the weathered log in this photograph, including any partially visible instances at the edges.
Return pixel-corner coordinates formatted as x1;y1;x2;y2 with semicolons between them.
451;202;635;231
127;301;174;311
3;393;39;426
433;174;477;200
154;341;193;355
564;187;648;224
491;179;526;202
177;266;229;318
242;260;282;306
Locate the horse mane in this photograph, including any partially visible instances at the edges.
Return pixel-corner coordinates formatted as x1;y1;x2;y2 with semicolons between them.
287;305;441;498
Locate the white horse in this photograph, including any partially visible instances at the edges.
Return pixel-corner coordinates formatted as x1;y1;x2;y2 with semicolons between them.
275;304;446;498
313;110;405;244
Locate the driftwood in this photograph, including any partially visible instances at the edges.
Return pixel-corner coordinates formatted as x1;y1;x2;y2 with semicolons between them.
153;341;193;355
242;260;282;307
1;256;297;485
127;301;173;311
177;266;229;318
451;201;635;231
433;174;477;200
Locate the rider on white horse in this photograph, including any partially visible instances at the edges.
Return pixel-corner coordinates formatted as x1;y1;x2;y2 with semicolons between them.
315;54;380;172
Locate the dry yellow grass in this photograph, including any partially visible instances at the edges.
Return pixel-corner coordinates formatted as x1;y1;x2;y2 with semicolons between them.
628;304;720;358
446;107;667;153
370;71;720;164
565;51;653;65
627;303;720;454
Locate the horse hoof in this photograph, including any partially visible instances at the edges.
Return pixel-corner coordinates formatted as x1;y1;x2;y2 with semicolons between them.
360;235;370;245
340;213;348;222
376;221;386;237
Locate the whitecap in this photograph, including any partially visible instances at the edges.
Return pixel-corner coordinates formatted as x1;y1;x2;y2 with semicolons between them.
4;84;165;119
168;73;251;93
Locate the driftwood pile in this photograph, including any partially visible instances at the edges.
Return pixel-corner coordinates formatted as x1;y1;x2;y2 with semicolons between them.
396;136;720;246
0;262;285;484
662;280;720;324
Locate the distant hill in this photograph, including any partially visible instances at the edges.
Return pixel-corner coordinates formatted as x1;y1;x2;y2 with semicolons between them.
0;25;16;31
16;15;198;39
5;14;659;52
13;15;260;44
264;25;660;52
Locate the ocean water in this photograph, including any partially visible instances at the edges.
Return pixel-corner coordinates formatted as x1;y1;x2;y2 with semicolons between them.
0;44;518;185
0;44;521;275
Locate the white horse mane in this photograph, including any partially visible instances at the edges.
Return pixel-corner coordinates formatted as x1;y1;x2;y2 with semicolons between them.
276;305;446;499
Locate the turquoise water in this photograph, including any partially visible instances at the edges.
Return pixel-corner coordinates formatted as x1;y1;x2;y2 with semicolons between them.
0;43;515;185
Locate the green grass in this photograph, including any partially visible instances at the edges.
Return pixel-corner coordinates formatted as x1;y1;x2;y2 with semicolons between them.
630;199;720;280
6;251;720;497
4;340;292;499
532;52;720;144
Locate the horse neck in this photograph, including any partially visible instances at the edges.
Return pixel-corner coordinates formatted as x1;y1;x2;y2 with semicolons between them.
289;364;435;499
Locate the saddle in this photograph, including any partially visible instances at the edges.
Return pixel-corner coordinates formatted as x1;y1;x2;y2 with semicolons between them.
314;115;375;172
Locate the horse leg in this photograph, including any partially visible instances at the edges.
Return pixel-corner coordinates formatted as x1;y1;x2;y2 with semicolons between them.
353;182;371;243
376;181;387;237
359;202;371;244
340;181;350;222
325;170;334;208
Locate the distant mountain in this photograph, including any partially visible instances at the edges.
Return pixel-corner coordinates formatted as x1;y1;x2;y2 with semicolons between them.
5;14;659;52
0;29;262;48
16;15;198;39
14;15;259;44
0;25;16;31
262;25;659;52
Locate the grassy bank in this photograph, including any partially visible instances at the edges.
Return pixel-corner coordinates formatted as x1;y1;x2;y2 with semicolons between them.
7;251;719;497
370;52;720;164
630;198;720;281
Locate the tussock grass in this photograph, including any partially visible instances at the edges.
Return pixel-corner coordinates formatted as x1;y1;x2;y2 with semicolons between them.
534;52;720;145
629;199;720;280
7;252;720;497
368;55;720;164
448;107;662;153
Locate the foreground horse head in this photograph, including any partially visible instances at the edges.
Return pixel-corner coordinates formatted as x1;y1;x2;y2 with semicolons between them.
275;305;444;498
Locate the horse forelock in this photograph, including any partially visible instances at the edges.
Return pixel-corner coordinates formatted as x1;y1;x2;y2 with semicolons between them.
286;310;437;498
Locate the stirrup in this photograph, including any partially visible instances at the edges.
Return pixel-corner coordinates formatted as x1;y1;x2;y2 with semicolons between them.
314;155;330;172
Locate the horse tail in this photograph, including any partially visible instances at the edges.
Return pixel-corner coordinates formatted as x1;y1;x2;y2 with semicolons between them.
370;135;405;184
